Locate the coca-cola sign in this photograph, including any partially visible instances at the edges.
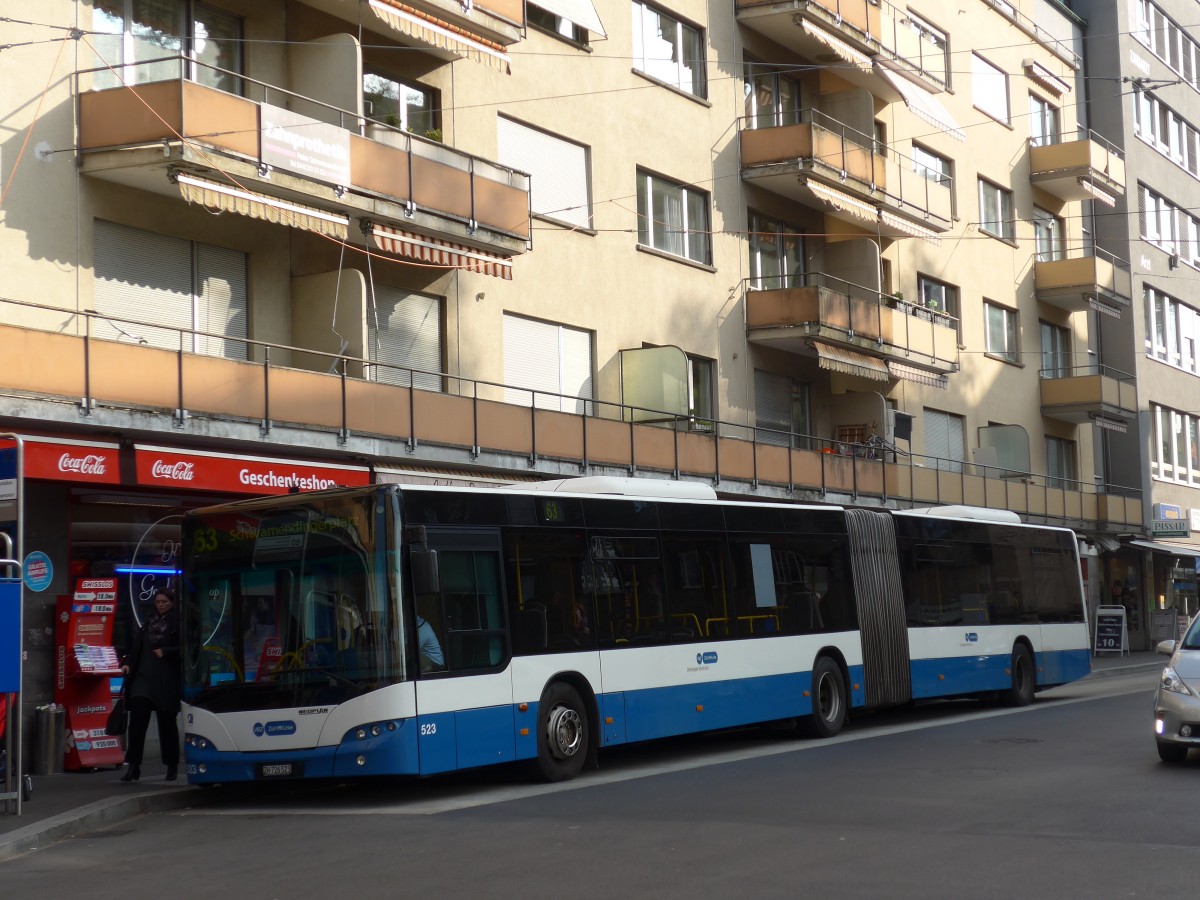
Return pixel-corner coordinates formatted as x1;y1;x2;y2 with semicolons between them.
20;438;121;484
58;453;108;476
150;460;196;482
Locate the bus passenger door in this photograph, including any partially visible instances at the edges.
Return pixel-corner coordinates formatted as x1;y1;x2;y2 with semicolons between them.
411;529;516;775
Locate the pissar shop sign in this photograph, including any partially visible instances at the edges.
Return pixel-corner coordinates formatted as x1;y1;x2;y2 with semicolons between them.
135;445;370;496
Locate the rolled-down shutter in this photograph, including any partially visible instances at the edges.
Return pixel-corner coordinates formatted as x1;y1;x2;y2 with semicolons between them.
367;284;443;391
93;219;193;351
503;314;592;413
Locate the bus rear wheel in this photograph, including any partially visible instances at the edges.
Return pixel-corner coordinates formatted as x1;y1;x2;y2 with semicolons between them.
804;657;847;738
1003;644;1036;707
533;682;589;783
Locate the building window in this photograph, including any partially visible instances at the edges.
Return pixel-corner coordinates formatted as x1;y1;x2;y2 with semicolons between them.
904;14;949;87
1139;183;1200;264
636;169;711;264
923;408;965;473
1029;94;1059;146
363;72;438;137
367;286;443;392
1152;405;1200;485
1131;1;1200;94
497;117;591;229
1134;90;1200;177
1145;285;1199;373
528;2;590;44
978;179;1014;241
918;274;960;338
631;0;705;98
985;300;1019;362
92;219;247;359
972;53;1009;124
744;61;802;129
748;211;804;289
687;355;715;428
912;143;954;214
92;0;243;93
502;315;593;414
1033;206;1064;261
754;370;811;449
1045;436;1077;490
1039;321;1070;378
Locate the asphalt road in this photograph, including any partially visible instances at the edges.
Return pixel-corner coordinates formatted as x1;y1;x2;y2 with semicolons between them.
4;670;1192;900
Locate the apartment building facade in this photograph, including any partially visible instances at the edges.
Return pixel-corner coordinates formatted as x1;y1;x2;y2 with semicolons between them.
1066;0;1200;647
0;0;1143;716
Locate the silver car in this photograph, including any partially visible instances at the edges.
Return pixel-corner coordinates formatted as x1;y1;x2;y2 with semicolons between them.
1154;616;1200;763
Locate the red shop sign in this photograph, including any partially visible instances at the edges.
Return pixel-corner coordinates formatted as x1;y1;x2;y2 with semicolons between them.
134;445;370;495
2;436;123;485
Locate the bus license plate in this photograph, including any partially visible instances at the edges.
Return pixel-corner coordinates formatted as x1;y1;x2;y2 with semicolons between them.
257;762;301;779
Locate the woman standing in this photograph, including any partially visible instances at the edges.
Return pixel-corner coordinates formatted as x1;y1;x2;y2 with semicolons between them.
120;588;181;782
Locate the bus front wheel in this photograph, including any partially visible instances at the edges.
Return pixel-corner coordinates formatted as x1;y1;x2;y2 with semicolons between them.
533;682;589;783
805;657;847;738
1003;644;1036;707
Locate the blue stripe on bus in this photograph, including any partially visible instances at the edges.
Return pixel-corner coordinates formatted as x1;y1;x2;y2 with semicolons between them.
910;647;1093;699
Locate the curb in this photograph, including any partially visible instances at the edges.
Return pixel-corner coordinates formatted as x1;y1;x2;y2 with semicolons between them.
1086;662;1163;680
0;785;230;863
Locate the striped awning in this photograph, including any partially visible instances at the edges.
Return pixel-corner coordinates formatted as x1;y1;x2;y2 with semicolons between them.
874;64;965;142
1024;60;1071;96
808;181;878;223
880;211;943;246
811;341;889;381
888;361;948;389
800;20;872;71
174;173;349;239
1078;178;1118;207
368;0;510;73
371;223;514;279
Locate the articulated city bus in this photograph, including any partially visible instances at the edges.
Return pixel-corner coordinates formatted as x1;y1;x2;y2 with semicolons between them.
179;478;1090;784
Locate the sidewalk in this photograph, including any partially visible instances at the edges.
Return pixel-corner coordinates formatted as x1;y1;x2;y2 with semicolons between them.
0;652;1168;862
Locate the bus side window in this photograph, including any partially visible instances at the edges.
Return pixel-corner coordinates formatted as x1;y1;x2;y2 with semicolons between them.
663;537;727;642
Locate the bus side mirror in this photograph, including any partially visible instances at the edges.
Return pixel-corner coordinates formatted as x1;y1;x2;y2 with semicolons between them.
410;548;440;595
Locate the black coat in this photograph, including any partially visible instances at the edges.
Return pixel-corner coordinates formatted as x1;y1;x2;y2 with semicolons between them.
124;608;182;715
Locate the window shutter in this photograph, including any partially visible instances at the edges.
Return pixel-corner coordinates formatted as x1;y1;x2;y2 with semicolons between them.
93;219;195;351
754;370;791;446
497;116;591;229
367;285;443;391
558;324;594;414
195;243;248;360
502;314;592;412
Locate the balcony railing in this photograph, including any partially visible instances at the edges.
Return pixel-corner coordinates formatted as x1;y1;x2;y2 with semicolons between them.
1039;363;1138;426
0;296;1139;531
738;110;953;232
1030;128;1126;204
744;274;958;372
1034;246;1132;315
76;58;531;248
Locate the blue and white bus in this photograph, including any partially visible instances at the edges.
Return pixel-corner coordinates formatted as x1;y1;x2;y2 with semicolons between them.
179;477;1091;784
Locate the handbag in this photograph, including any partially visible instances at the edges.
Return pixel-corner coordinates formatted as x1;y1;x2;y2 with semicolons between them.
105;695;127;737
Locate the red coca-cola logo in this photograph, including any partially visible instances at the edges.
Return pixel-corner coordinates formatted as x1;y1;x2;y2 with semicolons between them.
151;459;196;481
58;453;107;476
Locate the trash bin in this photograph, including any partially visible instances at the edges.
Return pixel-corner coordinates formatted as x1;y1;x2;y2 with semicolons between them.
32;704;65;775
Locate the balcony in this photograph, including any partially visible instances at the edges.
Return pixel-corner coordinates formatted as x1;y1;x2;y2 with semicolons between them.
733;0;949;95
303;0;525;50
76;62;530;260
0;297;1139;532
744;275;958;378
739;112;952;238
1034;249;1131;316
1030;130;1125;205
1040;364;1137;430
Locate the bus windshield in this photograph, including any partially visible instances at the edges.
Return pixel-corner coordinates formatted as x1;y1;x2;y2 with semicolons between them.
181;488;402;712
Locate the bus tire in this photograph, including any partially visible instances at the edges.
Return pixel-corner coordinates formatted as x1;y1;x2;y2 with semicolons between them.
1003;644;1035;707
804;656;847;738
534;682;589;783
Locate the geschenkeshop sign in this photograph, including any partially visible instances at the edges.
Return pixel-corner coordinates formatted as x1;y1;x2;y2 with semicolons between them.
134;445;370;495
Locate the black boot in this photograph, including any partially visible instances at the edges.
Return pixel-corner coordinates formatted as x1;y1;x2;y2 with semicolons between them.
120;765;140;783
165;765;177;781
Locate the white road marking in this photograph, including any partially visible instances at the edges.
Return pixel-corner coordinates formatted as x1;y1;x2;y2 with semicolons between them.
176;672;1156;817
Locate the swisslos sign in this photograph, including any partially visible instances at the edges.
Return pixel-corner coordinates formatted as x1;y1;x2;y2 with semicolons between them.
135;446;369;495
